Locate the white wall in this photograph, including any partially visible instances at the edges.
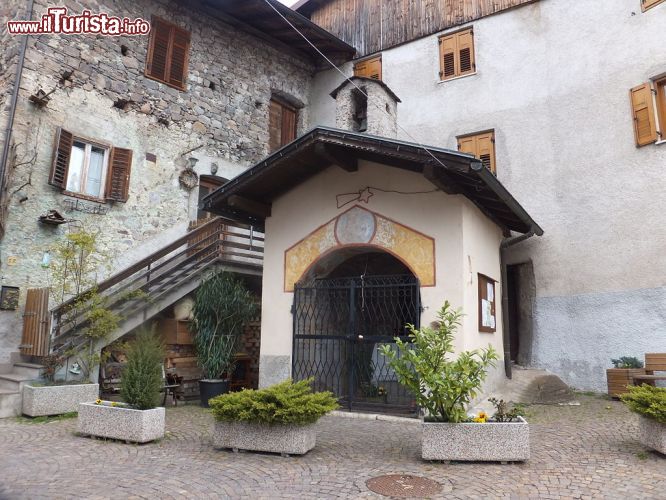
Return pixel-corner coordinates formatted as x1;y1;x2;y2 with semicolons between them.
309;0;666;391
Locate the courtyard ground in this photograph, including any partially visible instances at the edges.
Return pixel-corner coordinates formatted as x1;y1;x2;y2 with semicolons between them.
0;395;663;499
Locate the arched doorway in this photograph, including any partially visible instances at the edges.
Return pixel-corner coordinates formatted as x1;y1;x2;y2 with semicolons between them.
292;247;420;415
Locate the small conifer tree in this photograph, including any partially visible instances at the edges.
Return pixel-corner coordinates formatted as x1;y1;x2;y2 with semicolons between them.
120;328;165;410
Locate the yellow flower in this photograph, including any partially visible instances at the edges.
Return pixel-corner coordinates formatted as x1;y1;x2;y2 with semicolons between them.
111;402;118;407
95;399;102;405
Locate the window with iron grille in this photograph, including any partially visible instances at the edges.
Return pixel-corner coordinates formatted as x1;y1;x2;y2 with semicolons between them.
457;130;496;174
439;27;475;81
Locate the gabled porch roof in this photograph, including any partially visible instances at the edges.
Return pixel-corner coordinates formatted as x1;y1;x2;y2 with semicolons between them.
202;127;543;236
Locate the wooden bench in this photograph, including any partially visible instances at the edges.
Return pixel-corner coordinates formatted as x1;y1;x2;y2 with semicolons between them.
631;353;666;385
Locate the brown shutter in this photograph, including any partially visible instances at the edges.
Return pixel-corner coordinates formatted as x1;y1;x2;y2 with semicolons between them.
268;100;283;152
457;29;475;75
49;127;73;189
457;135;476;155
146;18;171;83
476;132;496;174
642;0;665;11
106;147;133;202
168;26;190;89
439;34;457;79
353;60;368;77
281;106;297;145
630;83;658;147
354;56;381;80
20;288;51;357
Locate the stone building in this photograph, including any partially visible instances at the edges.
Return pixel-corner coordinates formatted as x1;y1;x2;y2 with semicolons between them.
298;0;666;391
0;0;352;378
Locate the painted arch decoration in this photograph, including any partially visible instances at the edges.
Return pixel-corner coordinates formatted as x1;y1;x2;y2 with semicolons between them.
284;206;435;292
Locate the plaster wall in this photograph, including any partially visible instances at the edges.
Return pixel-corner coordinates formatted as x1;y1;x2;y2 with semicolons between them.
258;160;504;388
309;0;666;390
0;0;313;364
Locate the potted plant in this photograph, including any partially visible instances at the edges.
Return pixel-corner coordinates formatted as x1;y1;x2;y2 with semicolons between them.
77;329;165;443
191;272;257;407
209;378;338;456
607;356;645;398
22;354;100;417
380;301;530;462
621;384;666;454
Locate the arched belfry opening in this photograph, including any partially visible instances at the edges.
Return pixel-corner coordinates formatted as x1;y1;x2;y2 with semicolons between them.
292;247;420;415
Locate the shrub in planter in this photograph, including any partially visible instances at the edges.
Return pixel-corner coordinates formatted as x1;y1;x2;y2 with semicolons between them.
209;378;338;455
192;272;257;407
78;329;165;443
607;356;646;398
381;301;529;461
620;384;666;454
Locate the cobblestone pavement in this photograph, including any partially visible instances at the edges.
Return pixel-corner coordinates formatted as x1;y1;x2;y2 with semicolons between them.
0;395;664;499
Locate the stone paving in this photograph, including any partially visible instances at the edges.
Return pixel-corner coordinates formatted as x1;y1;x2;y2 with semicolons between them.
0;395;664;499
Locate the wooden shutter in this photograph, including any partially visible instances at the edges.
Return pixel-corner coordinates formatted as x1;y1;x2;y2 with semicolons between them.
20;288;51;357
281;106;297;145
268;100;283;152
630;83;658;147
168;26;190;88
145;17;190;90
458;131;496;174
439;34;457;79
457;29;475;75
642;0;665;11
106;147;133;202
49;127;73;189
354;56;382;80
146;18;171;83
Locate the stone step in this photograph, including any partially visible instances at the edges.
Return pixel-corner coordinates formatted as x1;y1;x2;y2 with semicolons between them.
12;362;43;379
0;389;22;419
0;373;35;392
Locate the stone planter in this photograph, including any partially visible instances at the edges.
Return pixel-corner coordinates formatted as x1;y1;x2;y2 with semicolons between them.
607;368;647;398
77;402;165;443
22;383;99;417
638;416;666;454
212;420;317;455
422;416;530;462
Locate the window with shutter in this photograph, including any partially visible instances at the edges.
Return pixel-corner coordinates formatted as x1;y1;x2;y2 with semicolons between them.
458;130;496;174
106;147;133;202
354;55;382;80
655;77;666;140
145;16;190;90
630;83;658;147
642;0;665;11
49;127;73;189
439;28;475;81
268;98;298;152
478;274;496;333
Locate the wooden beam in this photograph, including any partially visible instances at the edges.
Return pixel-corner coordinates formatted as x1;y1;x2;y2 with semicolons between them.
423;164;460;194
313;143;358;172
227;195;272;218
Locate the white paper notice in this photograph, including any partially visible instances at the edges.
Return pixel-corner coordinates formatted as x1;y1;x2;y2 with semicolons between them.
487;283;494;302
490;315;496;329
481;299;490;327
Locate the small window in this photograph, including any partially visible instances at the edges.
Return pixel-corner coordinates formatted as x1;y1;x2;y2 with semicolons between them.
354;55;382;80
268;98;298;152
642;0;665;11
478;274;496;333
439;28;475;81
145;17;191;90
197;176;227;222
49;128;133;202
458;130;496;174
629;78;666;147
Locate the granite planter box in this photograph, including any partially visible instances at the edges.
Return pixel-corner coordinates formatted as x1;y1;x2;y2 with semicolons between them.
212;421;317;455
23;383;99;417
77;402;165;443
637;416;666;454
422;416;530;462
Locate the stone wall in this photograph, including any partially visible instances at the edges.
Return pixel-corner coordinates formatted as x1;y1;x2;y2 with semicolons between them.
0;0;314;363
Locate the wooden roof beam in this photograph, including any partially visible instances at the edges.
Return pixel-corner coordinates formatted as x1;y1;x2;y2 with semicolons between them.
313;143;358;172
228;195;272;218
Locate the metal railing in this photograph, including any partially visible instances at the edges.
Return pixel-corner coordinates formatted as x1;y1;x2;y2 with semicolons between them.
49;217;263;356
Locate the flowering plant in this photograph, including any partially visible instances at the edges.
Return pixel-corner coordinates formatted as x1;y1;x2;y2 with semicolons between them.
472;411;488;423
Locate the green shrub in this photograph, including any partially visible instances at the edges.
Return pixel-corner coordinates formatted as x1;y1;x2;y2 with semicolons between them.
209;379;339;425
620;385;666;423
120;328;165;410
379;301;498;423
611;357;643;369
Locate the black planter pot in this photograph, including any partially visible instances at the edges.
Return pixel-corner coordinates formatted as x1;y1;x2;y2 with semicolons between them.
199;379;229;407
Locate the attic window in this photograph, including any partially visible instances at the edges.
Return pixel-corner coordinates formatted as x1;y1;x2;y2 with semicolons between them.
352;88;368;132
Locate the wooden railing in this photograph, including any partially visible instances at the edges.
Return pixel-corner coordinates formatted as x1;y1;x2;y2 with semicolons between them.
49;217;263;356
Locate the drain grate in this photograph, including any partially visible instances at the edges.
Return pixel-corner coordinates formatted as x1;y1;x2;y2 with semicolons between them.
366;474;443;498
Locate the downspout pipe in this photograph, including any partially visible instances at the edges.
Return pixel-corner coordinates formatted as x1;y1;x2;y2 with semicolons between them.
500;229;539;379
0;0;34;218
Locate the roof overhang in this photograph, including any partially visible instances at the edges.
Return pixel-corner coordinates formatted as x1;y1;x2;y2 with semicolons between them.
202;127;543;237
202;0;355;67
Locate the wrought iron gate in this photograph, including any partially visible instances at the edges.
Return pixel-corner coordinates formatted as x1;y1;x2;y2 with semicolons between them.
292;275;420;414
